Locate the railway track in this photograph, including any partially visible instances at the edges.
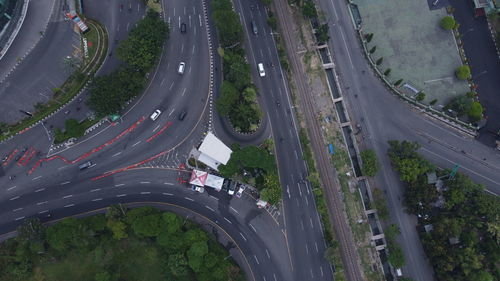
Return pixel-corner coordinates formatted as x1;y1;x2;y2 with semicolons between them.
272;0;364;280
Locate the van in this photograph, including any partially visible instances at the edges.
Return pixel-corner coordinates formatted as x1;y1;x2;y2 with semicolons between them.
79;161;92;170
178;62;186;74
251;21;258;35
258;63;265;77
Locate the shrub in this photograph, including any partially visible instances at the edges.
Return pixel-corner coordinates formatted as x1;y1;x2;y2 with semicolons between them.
440;16;456;30
360;149;379;177
369;46;377;54
455;65;471;80
375;57;383;65
430;99;438;106
445;95;472;116
394;79;403;86
383;68;391;76
415;92;425;102
365;33;373;42
301;1;317;19
467;101;483;122
466;91;477;98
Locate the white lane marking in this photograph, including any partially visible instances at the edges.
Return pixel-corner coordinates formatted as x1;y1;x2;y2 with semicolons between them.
310;217;314;228
286;185;291;199
32;176;42;180
296;198;299;206
249;223;257;233
162;192;173;196
64;204;75;208
60;181;70;185
36;201;48;205
181;43;184;53
140;181;150;184
164;182;174;185
115;184;125;187
62;195;73;199
13;208;23;212
254;255;260;265
126;22;130;31
132;141;141;147
90;188;101;192
184;197;194;201
58;165;68;170
297;183;303;197
168;108;175;116
192;44;195;54
117;194;127;197
239;232;247;241
184;6;186;15
92;197;104;202
294;150;298;159
112;152;122;157
209;195;219;201
160;77;165;86
7;186;16;191
181;88;186;96
14;216;25;221
9;196;20;201
305;244;309;254
315;242;319;253
230;206;239;214
205;205;215;211
310;268;314;278
224;217;232;224
140;191;151;194
35;188;45;192
339;28;354;68
173;7;175;16
320;266;324;276
301;220;305;230
38;210;49;214
305;195;309;206
152;125;160;132
274;273;277;281
169;81;175;90
266;249;270;259
199;14;202;26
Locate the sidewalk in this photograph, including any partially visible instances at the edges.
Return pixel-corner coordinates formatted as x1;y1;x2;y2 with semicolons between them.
0;0;57;81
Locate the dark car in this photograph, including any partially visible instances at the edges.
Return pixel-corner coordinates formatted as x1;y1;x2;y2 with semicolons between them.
180;23;187;33
178;110;187;121
251;21;258;35
78;161;92;170
221;179;230;193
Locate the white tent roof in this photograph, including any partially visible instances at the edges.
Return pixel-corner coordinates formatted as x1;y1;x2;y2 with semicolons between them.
205;174;224;190
197;133;232;170
189;170;208;186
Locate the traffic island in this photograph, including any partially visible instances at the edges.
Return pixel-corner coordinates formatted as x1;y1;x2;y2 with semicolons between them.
0;18;108;143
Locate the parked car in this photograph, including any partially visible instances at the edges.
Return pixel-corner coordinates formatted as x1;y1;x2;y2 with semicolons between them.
221;179;230;193
228;181;238;196
235;184;246;198
191;185;205;193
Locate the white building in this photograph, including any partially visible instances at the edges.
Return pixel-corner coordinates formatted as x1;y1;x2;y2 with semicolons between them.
196;132;232;170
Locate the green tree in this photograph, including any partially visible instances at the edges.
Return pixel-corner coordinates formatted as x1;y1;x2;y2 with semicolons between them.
212;0;243;47
131;213;164;237
260;178;282;205
267;12;277;30
467;101;483;122
168;253;189;277
387;140;421;163
445;94;472;116
107;220;128;240
387;244;405;268
301;1;317;19
162;212;182;234
216;81;239;116
440;16;456;30
396;158;430;183
324;247;336;264
372;188;389;220
64;118;85;138
94;271;112;281
385;224;400;242
360;149;379;177
455;65;471;80
469;271;494;281
315;24;329;43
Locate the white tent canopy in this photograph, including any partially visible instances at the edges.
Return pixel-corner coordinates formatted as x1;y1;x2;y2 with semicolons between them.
197;132;232;170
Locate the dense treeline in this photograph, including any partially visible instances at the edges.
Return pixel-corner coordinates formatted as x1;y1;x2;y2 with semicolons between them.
87;10;168;116
387;140;499;281
212;0;262;133
0;206;243;281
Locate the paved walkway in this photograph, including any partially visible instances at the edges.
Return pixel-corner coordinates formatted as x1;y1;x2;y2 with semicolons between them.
0;0;57;82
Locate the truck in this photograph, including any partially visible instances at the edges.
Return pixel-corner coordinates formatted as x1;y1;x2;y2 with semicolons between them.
66;11;89;33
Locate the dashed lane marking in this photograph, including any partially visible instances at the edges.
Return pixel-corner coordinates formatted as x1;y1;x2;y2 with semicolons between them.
92;198;103;201
13;208;23;212
9;196;20;201
64;204;75;208
250;223;257;233
184;197;194;201
230;206;239;214
239;232;247;242
7;186;16;191
38;210;48;214
132;141;141;147
62;195;73;199
209;195;219;201
90;188;101;192
205;205;215;211
254;255;260;265
35;188;45;192
224;217;232;224
14;216;25;221
114;183;125;187
32;176;42;180
140;181;150;184
265;249;270;259
164;182;174;185
61;181;70;185
140;191;151;194
116;194;127;197
36;201;48;205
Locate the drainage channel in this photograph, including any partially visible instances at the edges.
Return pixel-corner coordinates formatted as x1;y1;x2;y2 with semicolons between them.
335;101;348;123
341;126;362;176
319;47;331;64
325;68;341;99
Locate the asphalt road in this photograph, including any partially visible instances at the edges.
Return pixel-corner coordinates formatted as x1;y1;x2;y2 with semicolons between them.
315;0;500;280
450;1;500;146
0;0;297;280
0;0;76;123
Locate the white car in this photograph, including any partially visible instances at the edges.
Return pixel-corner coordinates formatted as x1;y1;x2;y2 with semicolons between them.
258;63;265;77
235;184;246;198
178;62;186;74
150;109;162;121
191;185;205;193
